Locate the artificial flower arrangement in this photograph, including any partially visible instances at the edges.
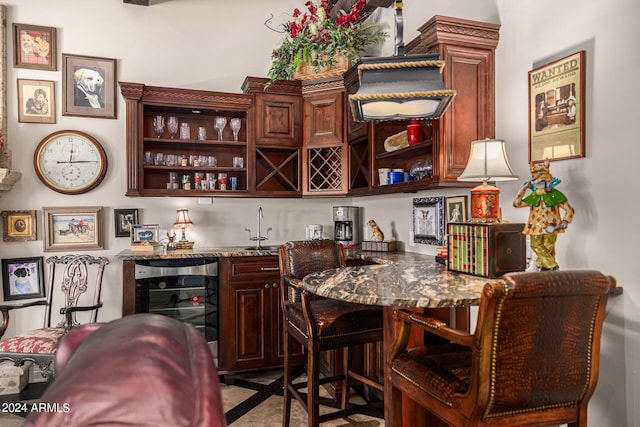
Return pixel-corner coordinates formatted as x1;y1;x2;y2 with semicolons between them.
266;0;387;86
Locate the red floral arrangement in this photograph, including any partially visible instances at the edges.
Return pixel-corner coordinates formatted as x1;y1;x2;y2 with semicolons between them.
267;0;386;85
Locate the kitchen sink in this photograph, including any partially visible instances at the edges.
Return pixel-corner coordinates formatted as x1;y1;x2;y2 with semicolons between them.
243;246;278;251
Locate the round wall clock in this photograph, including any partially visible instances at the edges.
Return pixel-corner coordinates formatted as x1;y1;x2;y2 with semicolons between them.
33;130;108;195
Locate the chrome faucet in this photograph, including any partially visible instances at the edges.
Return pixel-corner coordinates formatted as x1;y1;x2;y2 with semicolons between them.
245;206;272;248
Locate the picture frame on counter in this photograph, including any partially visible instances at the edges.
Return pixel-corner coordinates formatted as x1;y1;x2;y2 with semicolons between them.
1;210;37;242
43;206;104;251
1;256;45;301
130;224;159;245
445;195;468;224
413;196;445;246
17;79;55;124
114;208;139;238
528;50;586;163
13;23;57;71
62;53;117;119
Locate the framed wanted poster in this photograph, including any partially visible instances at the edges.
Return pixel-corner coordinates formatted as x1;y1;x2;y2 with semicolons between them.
528;51;585;163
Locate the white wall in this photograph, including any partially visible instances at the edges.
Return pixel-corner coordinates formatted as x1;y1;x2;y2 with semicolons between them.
0;0;637;425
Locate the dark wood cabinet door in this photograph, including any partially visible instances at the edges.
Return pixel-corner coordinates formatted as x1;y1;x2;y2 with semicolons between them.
303;91;344;147
219;256;282;373
255;94;302;148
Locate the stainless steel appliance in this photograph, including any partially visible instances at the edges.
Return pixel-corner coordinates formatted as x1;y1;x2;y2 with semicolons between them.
333;206;359;248
135;258;218;343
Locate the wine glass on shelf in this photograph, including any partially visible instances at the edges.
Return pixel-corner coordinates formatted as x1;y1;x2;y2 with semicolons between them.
153;115;165;138
167;116;179;139
214;116;227;141
230;118;242;142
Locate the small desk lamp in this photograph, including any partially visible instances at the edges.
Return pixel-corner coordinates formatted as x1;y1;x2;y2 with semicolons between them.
457;139;518;222
174;208;194;249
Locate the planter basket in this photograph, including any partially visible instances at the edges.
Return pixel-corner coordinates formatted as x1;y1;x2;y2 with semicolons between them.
294;56;350;81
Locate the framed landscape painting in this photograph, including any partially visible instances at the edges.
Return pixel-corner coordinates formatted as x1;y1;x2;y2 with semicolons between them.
43;206;104;251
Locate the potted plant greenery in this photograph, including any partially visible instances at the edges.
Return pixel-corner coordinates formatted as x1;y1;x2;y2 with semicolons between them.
266;0;387;87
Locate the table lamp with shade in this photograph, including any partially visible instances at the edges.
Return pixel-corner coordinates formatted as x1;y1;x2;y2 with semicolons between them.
457;139;518;222
174;208;194;249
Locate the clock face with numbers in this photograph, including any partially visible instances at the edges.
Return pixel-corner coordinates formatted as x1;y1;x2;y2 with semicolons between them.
33;130;108;195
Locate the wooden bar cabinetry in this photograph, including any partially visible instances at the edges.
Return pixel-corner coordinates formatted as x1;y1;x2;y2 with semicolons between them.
120;82;254;197
242;77;302;197
218;256;285;373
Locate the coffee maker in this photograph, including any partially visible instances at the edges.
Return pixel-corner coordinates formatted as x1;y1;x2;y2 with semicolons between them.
333;206;359;249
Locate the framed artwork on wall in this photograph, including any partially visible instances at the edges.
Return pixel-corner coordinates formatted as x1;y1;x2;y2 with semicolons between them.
413;197;445;246
445;196;468;224
62;54;117;119
1;256;45;301
114;208;139;238
528;51;586;163
1;210;37;242
43;206;104;251
17;79;55;124
13;23;57;71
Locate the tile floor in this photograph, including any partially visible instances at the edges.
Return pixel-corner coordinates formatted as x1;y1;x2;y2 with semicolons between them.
0;369;384;426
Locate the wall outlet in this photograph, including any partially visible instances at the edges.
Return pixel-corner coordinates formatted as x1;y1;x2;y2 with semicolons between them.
198;197;213;205
409;231;415;247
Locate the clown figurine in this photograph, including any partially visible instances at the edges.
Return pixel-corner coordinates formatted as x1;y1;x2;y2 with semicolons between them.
513;159;574;271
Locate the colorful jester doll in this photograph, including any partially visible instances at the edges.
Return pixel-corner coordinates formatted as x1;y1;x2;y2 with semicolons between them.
513;159;574;270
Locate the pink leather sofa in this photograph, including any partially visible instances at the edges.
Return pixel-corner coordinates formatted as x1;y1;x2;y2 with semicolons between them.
25;313;226;426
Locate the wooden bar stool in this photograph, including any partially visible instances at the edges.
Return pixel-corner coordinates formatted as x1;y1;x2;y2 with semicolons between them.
279;240;384;426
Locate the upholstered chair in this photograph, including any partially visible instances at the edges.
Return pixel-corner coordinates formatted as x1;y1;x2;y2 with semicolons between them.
279;240;384;426
389;269;616;427
0;254;108;379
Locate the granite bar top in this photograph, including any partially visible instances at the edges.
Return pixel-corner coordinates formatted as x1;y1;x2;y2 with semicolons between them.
115;245;425;261
115;246;280;260
302;256;502;309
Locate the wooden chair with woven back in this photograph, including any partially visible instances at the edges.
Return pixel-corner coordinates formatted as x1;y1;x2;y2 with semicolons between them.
389;269;616;427
0;254;109;380
279;240;384;426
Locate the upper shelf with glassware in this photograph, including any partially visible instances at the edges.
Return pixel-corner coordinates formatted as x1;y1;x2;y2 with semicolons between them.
119;82;255;197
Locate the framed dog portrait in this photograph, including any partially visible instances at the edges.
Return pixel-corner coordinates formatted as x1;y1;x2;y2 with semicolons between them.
62;54;117;119
413;197;445;246
43;206;104;252
528;51;586;163
13;23;57;71
114;208;139;238
1;210;37;242
2;256;45;301
17;79;55;124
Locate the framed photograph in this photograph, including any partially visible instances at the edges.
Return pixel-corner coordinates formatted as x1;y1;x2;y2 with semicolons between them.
413;197;445;246
528;51;586;163
114;208;139;238
1;210;37;242
13;23;57;71
43;206;104;251
130;224;159;245
62;54;117;119
1;257;45;301
17;79;55;124
445;196;468;224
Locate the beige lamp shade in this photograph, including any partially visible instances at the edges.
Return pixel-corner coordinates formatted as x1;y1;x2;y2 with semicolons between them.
458;139;518;183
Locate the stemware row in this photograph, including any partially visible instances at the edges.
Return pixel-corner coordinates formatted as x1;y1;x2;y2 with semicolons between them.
153;115;242;141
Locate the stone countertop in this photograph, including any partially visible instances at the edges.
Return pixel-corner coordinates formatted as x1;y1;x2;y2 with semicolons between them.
302;255;502;309
115;246;281;260
115;245;426;261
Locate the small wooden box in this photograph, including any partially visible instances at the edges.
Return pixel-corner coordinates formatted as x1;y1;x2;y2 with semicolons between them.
361;240;397;252
447;222;526;278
